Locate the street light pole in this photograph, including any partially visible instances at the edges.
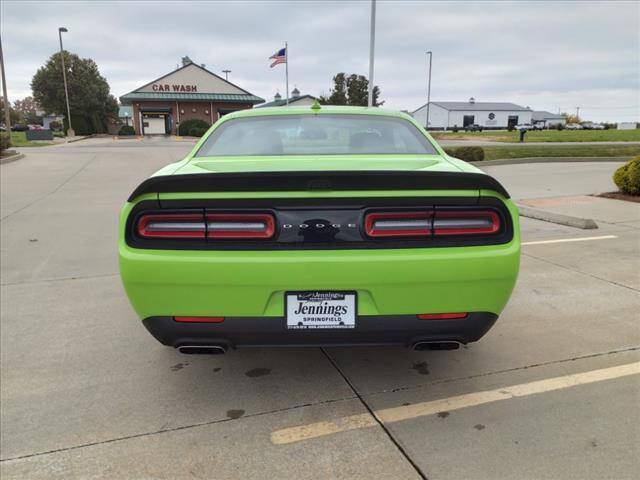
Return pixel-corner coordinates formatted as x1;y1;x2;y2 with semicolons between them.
58;27;74;137
425;51;432;130
0;34;11;131
367;0;376;107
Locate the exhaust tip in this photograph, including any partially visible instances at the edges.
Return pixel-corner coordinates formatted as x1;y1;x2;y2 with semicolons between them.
412;341;461;351
177;345;227;355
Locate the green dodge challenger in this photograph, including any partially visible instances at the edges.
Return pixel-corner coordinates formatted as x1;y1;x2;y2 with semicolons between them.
119;105;520;354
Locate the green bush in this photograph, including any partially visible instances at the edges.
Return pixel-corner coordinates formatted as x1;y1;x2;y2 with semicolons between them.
613;156;640;195
0;132;11;154
444;146;485;162
555;123;564;130
118;125;135;136
188;127;208;137
178;119;209;136
49;120;62;131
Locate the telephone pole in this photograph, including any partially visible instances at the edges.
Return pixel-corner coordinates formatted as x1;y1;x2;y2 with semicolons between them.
222;70;231;81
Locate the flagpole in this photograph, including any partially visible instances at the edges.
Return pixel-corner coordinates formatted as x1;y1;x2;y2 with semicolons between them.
285;42;289;105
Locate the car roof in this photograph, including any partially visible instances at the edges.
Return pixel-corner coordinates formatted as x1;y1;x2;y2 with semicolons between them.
223;105;412;121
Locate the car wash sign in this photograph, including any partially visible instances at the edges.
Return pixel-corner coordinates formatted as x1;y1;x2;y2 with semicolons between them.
152;84;198;92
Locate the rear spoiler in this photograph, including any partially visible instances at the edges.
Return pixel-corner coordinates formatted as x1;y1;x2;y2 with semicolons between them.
128;171;510;202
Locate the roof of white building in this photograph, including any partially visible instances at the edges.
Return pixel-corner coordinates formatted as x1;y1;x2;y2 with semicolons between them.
413;101;531;113
532;111;566;121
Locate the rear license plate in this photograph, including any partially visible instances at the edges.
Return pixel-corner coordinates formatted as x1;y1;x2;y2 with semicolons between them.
286;291;356;330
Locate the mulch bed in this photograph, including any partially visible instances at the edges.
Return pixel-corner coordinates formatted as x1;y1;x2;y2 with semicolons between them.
596;192;640;203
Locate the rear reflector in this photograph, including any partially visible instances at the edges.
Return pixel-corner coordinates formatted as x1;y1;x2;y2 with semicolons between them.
365;211;432;237
417;313;468;320
433;211;500;236
174;316;225;323
206;213;275;239
137;214;205;238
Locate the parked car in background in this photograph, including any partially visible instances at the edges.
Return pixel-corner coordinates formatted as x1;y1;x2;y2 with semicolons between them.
11;124;29;132
565;123;583;130
28;124;44;131
514;124;533;131
590;124;605;130
463;124;483;132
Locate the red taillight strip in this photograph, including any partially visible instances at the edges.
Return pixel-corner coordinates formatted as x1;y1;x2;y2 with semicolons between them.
206;213;275;239
137;214;206;238
365;211;432;237
433;211;500;236
417;313;468;320
174;316;225;323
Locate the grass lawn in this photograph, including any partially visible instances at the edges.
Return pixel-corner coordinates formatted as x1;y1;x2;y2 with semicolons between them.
8;131;54;147
481;144;640;161
431;129;640;143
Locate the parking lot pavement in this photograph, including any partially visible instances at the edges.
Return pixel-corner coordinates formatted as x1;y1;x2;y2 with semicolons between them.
1;138;639;479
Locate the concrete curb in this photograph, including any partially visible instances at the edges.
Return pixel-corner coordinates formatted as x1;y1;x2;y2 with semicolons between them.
471;157;631;167
66;135;94;143
517;204;598;229
0;152;25;165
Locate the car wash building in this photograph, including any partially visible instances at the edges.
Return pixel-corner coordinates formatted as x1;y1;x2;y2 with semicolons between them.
120;57;264;135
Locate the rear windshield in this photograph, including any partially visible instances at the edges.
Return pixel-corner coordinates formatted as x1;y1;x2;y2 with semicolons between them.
195;114;438;156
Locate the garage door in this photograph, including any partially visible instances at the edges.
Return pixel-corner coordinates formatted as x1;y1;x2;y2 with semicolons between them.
143;116;166;135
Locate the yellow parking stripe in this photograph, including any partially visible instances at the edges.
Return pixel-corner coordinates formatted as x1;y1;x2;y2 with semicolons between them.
522;235;617;246
271;361;640;445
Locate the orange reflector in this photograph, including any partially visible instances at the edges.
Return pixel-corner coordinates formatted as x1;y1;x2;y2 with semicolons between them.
174;316;225;323
417;313;467;320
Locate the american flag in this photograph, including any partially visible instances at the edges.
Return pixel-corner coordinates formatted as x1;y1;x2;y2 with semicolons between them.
269;47;286;68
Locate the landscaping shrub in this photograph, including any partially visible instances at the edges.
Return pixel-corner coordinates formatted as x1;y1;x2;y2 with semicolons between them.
178;119;209;136
49;120;62;131
118;125;135;136
613;156;640;195
188;127;208;137
444;146;485;162
0;132;11;154
555;123;564;130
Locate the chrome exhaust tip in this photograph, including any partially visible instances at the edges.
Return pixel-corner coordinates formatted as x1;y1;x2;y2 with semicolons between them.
412;341;461;351
177;345;227;355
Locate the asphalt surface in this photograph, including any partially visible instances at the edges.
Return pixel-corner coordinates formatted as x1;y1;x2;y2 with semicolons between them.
437;139;640;147
1;137;639;479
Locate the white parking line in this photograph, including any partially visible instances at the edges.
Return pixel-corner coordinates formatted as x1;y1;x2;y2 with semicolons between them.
522;235;617;246
271;361;640;445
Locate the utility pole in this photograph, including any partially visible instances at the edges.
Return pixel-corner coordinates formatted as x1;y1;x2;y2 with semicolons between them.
425;51;433;130
367;0;376;107
0;34;11;131
58;27;74;137
222;70;231;81
576;106;580;120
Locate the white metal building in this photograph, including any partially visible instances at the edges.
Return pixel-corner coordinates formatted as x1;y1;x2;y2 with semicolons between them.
411;98;532;130
532;111;566;128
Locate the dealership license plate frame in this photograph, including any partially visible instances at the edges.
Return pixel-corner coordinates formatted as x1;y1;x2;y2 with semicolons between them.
285;291;357;330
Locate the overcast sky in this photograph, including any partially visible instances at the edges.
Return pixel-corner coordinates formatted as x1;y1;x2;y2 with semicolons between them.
2;0;638;122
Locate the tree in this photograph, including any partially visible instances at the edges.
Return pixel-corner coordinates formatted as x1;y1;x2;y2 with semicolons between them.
31;51;118;134
319;72;383;107
561;112;581;124
0;98;20;125
13;96;42;125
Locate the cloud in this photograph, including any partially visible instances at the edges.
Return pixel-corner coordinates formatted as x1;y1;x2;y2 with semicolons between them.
1;0;638;122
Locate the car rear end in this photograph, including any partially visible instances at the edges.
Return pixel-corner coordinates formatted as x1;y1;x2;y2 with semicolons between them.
118;108;520;353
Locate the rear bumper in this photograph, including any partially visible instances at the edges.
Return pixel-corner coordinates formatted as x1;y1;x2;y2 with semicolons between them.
143;312;498;348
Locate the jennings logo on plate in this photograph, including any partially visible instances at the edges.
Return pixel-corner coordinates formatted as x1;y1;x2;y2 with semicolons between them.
286;292;356;329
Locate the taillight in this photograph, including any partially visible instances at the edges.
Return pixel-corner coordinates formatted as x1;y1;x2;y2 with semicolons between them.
365;211;432;237
417;313;468;320
206;213;275;239
174;316;225;323
137;214;205;238
433;210;500;236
